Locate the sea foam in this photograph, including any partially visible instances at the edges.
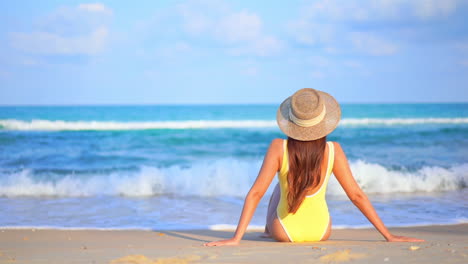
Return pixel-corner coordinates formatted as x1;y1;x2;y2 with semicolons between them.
1;118;467;131
0;160;466;197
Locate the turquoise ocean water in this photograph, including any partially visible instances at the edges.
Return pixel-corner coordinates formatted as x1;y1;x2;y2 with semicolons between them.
0;104;467;230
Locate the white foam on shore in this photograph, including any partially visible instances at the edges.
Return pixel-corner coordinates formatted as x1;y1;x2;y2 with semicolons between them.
1;117;467;131
0;119;277;130
0;226;154;231
341;117;468;126
1;218;466;231
0;161;466;197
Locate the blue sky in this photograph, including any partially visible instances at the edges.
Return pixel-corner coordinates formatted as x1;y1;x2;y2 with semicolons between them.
1;0;467;105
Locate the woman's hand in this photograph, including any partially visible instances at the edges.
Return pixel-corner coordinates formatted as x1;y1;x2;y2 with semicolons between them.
386;234;425;242
204;237;240;247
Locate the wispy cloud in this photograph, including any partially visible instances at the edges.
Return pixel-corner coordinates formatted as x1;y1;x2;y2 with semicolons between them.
78;3;112;14
349;32;398;56
412;0;459;19
287;20;335;46
299;0;462;21
147;1;284;57
215;11;262;43
177;0;226;36
10;27;108;55
1;0;467;104
9;3;112;56
286;0;465;57
213;10;283;56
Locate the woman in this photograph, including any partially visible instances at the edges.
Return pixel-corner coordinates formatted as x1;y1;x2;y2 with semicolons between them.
205;88;424;246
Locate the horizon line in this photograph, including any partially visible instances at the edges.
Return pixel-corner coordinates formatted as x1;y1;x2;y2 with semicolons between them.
0;101;467;107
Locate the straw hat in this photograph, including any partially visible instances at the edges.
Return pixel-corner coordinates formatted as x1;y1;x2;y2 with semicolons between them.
276;88;341;141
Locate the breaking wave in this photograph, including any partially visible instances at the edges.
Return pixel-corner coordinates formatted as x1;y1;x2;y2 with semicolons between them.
0;160;466;197
0;118;467;131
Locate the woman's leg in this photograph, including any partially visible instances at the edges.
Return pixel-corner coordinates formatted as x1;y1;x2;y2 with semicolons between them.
265;184;290;242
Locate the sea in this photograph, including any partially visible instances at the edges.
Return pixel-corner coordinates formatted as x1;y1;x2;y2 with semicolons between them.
0;104;467;231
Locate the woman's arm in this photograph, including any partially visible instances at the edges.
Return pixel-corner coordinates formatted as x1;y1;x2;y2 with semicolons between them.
204;139;282;246
332;142;424;242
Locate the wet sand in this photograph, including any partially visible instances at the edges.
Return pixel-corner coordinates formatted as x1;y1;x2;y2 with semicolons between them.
0;224;466;263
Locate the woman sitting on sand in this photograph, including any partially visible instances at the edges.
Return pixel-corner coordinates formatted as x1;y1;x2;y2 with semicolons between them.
205;88;424;246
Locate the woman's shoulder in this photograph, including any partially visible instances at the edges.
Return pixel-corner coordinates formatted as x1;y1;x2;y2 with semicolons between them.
268;138;286;154
328;141;341;148
271;138;285;144
329;141;345;158
264;139;285;169
270;138;285;150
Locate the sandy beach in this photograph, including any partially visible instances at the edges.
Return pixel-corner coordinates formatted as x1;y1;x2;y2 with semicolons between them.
0;224;466;264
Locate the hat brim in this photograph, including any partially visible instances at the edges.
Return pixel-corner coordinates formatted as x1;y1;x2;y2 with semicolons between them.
276;90;341;141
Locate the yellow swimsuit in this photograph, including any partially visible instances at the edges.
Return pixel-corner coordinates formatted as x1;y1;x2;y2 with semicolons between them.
276;140;335;242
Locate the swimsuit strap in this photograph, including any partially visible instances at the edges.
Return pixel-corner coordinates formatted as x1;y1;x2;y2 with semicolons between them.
280;139;288;175
326;141;335;176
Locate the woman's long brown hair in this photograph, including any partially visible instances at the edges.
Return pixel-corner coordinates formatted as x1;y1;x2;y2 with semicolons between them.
287;136;327;214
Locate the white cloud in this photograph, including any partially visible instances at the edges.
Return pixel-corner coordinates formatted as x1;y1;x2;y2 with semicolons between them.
349;32;398;55
177;0;229;36
300;0;462;21
215;11;282;56
9;3;112;56
215;11;262;43
287;20;335;45
303;0;373;21
249;35;283;56
287;1;407;54
287;0;465;56
11;27;108;55
182;13;211;36
178;7;211;35
78;3;112;14
412;0;459;19
174;2;282;56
